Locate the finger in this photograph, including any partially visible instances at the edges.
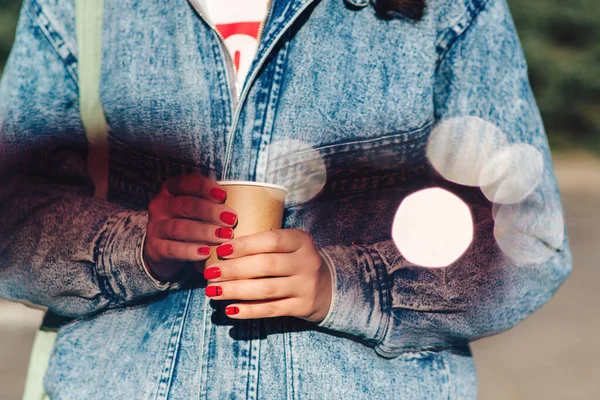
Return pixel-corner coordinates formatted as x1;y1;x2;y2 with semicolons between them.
224;298;301;319
166;196;238;226
205;277;295;301
153;238;213;262
215;229;305;260
203;253;294;282
156;219;234;244
164;173;227;203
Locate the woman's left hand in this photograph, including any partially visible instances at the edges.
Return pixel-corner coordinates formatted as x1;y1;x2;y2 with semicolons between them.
201;229;332;323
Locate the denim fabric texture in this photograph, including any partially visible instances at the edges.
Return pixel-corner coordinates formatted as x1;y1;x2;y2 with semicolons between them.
0;0;572;398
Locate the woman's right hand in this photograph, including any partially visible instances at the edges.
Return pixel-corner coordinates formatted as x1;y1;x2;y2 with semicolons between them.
143;174;238;282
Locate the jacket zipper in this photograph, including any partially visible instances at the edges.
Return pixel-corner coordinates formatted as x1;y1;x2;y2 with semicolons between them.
221;0;274;180
256;0;273;48
189;0;315;181
222;0;317;180
187;1;238;113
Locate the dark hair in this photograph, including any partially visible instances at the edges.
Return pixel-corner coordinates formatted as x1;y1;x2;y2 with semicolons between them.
375;0;427;21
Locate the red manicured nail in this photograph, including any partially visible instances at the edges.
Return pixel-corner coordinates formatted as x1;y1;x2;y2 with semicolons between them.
225;306;239;315
216;244;233;258
197;246;210;255
219;211;237;225
210;188;227;202
205;286;222;297
215;227;233;239
204;266;221;280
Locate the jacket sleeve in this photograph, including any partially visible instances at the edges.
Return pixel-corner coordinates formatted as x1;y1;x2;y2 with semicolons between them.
316;0;572;358
0;0;169;319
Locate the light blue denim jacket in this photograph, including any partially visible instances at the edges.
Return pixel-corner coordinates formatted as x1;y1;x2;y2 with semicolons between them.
0;0;572;398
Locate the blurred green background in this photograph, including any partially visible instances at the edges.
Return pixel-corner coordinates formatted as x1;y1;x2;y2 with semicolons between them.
2;0;599;152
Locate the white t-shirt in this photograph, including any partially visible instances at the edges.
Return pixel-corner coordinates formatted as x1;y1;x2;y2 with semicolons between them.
192;0;270;92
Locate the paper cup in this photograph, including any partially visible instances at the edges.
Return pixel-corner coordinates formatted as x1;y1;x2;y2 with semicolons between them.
205;181;289;266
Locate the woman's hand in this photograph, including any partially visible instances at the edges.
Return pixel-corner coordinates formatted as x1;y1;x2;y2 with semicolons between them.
201;229;333;323
143;174;238;281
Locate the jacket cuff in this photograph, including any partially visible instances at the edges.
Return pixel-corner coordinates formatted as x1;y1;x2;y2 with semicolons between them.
317;245;388;346
97;210;172;304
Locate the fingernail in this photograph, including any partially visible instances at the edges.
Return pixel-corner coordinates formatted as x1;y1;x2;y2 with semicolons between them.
204;266;221;280
197;246;211;255
215;227;233;239
205;286;222;297
225;306;239;315
219;211;237;225
210;188;227;202
216;244;233;258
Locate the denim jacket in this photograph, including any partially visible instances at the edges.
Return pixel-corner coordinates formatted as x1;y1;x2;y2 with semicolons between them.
0;0;572;398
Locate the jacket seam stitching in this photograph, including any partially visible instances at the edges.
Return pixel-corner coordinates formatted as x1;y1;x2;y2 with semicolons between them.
96;212;127;304
441;351;453;400
156;290;193;400
435;0;492;69
26;0;79;86
368;246;392;349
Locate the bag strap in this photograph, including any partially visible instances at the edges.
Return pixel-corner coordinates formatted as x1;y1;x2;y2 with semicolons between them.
77;0;109;199
22;1;107;398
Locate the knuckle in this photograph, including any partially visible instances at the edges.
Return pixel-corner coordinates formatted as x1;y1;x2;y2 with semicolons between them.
263;303;278;318
164;242;178;260
262;254;278;277
262;281;278;298
177;197;193;217
156;241;170;260
169;220;185;239
266;231;283;251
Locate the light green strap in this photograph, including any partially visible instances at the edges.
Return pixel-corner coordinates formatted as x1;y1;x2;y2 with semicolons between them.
21;330;55;400
77;0;109;200
22;1;107;398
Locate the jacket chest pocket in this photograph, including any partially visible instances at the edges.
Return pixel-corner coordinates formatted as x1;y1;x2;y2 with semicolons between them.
265;121;433;208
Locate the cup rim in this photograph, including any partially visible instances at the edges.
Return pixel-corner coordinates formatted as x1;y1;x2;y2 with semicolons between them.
217;181;290;194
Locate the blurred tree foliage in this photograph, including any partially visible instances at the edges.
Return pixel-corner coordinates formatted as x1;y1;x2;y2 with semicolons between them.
0;0;599;151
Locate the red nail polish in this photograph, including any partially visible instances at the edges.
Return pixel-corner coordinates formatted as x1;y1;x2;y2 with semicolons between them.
204;266;221;280
219;211;237;225
215;227;233;239
205;286;222;297
210;188;227;202
216;244;233;258
197;246;210;255
225;306;239;315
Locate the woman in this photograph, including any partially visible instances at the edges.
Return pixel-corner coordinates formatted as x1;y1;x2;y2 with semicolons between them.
0;0;571;398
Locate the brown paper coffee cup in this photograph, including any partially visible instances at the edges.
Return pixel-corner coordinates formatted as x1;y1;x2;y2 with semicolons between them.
205;181;289;266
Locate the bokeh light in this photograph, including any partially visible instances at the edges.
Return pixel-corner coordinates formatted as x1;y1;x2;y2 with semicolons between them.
392;188;474;268
479;143;544;204
494;193;565;265
427;116;508;186
265;139;327;205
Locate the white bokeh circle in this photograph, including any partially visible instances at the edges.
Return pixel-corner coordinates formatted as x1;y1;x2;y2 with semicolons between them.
392;188;474;268
427;116;508;186
494;195;564;265
479;143;544;204
265;139;327;205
